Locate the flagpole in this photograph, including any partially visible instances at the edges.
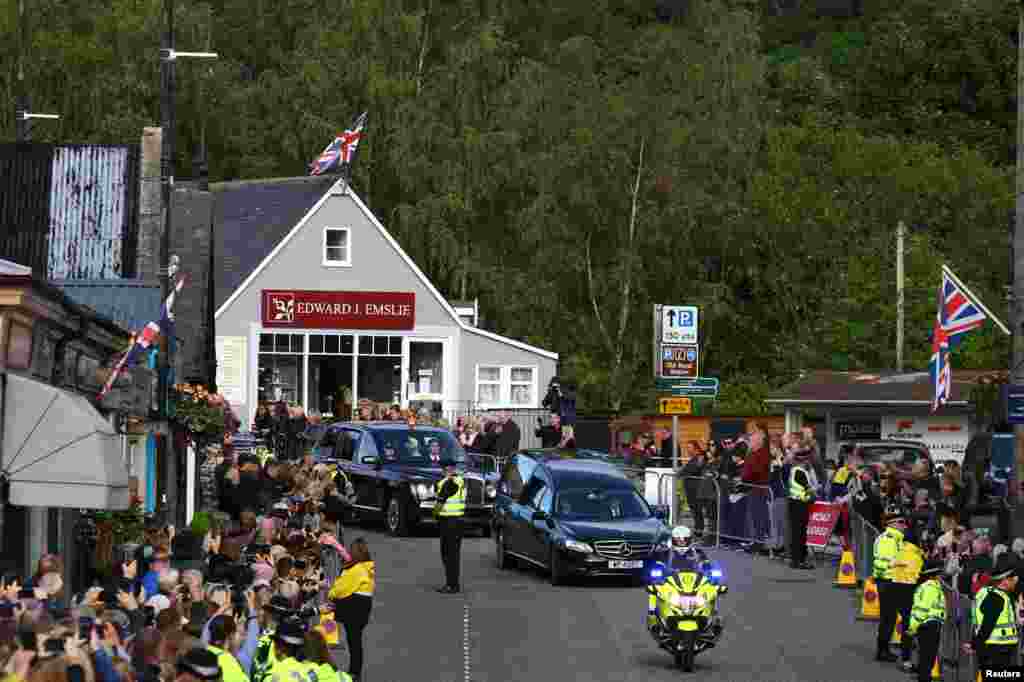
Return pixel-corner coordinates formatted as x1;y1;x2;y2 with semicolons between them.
942;264;1011;335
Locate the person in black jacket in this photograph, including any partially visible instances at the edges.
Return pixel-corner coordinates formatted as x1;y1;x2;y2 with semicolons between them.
496;413;521;459
535;414;562;449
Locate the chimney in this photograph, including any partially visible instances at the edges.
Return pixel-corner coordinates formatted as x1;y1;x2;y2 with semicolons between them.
136;127;164;282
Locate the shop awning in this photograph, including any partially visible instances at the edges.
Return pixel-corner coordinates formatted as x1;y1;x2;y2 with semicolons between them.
1;372;129;510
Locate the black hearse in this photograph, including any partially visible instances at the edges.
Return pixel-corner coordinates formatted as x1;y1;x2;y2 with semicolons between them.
493;451;672;585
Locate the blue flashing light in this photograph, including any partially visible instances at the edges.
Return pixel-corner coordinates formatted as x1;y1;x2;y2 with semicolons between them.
650;568;664;579
710;569;722;579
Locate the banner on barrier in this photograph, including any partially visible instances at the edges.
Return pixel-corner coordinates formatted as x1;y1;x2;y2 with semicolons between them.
806;502;842;549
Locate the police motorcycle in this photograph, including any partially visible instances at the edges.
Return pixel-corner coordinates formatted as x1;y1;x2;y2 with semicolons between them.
646;526;728;672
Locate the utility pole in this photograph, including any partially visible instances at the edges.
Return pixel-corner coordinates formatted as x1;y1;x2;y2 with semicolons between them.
897;221;905;373
158;0;217;526
1013;2;1024;529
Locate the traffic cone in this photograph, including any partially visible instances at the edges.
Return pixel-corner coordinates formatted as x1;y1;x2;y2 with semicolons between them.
857;577;880;620
890;615;902;644
930;656;940;680
833;549;857;588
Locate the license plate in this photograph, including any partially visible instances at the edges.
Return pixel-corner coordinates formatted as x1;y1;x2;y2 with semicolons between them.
608;560;643;569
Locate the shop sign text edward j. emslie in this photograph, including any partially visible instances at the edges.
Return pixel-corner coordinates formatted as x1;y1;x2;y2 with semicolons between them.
261;290;415;330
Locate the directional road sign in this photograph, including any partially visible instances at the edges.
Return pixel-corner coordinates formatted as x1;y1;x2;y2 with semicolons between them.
656;377;719;391
659;397;692;415
671;386;718;398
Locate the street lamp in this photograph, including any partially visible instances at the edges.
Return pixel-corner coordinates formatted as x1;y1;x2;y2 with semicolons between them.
158;0;218;527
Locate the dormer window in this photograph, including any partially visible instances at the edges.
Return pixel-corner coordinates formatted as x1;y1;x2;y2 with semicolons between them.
323;227;351;267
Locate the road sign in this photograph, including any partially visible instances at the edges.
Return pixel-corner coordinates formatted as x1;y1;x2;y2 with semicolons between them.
659;397;692;415
658;343;698;378
671;386;718;398
660;305;698;344
1003;385;1024;424
656;377;719;390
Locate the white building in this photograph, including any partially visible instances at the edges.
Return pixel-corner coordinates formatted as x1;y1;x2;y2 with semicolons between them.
213;177;557;426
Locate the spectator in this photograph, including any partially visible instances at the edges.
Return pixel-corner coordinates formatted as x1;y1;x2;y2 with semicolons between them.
799;426;826;485
535;414;562;449
329;538;375;682
558;425;576;450
495;412;521;459
742;426;773;551
682;442;708;539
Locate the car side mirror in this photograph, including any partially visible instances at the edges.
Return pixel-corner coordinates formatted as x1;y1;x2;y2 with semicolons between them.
532;510;548;522
653;505;669;521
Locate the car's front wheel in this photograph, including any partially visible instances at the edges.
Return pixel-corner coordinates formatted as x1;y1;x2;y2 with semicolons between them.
549;547;567;586
385;494;410;537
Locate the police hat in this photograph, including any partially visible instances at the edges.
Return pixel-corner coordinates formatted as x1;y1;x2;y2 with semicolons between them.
263;595;293;616
273;618;305;646
177;648;222;681
920;560;944;578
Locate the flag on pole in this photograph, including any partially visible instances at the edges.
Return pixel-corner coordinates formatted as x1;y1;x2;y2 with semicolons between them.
929;268;990;412
98;276;186;399
309;111;367;177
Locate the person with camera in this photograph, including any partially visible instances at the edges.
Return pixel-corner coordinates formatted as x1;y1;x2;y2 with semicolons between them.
203;587;260;681
535;414;562;449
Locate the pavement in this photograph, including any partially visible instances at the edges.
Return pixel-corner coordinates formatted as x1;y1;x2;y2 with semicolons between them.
332;522;948;682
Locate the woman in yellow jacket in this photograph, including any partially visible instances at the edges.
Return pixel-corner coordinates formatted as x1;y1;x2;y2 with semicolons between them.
889;537;924;673
328;537;375;682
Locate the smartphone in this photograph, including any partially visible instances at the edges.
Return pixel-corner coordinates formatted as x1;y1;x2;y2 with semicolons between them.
79;616;94;640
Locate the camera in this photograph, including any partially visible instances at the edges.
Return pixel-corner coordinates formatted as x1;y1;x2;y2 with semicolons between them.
298;603;319;620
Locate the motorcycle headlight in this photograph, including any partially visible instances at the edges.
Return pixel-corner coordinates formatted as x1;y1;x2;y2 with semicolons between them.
413;483;434;500
565;540;594;554
485;483;496;499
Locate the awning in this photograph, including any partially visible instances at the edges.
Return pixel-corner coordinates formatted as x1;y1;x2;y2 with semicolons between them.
1;372;129;510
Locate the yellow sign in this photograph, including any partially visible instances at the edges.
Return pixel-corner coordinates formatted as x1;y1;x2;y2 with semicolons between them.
658;397;692;415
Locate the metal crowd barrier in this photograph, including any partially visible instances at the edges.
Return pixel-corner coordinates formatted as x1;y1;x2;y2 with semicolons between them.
715;480;776;554
468;454;504;477
847;506;879;586
654;473;721;549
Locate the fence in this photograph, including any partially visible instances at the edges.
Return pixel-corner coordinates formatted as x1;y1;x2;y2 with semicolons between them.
654;473;722;549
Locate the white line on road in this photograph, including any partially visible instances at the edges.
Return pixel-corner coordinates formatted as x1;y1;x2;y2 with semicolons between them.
463;602;471;682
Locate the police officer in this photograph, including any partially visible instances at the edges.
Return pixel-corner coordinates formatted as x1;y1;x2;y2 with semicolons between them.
251;595;295;682
435;457;466;594
906;560;945;682
787;446;817;570
874;510;908;662
176;648;224;682
206;615;250;682
963;557;1019;670
266;618;308;682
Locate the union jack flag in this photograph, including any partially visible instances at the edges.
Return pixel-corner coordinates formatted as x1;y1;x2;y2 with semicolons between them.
309;111;367;176
930;270;987;412
98;276;186;399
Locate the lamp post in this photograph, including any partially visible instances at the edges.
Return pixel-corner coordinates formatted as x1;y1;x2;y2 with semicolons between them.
158;0;217;526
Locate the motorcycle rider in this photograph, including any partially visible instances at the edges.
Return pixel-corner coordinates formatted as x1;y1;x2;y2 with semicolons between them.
648;526;724;639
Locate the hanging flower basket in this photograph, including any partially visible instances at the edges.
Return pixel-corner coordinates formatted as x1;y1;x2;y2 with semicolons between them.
172;383;229;447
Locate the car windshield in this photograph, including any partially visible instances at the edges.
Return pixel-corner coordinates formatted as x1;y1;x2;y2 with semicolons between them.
554;487;652;521
372;429;466;465
860;446;921;468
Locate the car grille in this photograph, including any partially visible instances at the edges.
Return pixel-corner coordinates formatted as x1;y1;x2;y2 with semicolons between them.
464;477;484;506
592;540;654;559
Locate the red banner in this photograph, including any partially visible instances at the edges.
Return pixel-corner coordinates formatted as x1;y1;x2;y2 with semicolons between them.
261;290;415;330
805;502;842;549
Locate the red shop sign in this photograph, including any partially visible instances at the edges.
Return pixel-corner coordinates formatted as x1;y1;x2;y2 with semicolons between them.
261;290;415;330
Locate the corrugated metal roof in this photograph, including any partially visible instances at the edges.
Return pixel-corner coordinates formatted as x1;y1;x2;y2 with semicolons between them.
0;144;54;275
48;146;136;279
51;279;162;332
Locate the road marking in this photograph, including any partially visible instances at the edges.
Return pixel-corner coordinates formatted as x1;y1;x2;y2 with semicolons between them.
463;602;471;682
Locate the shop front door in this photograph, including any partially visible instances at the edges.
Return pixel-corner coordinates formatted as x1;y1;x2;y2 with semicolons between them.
406;339;446;406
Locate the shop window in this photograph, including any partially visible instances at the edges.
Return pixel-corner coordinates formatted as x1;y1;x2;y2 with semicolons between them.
510;367;536;406
32;332;55;379
357;335;402;356
6;323;32;370
309;334;354;355
323;227;351;266
258;333;305;405
358;356;401;403
476;366;501;405
309;354;354;416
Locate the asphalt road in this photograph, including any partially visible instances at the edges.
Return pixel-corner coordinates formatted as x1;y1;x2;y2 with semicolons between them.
340;524;927;682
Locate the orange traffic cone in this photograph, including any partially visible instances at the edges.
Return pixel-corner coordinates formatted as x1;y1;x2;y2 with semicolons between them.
890;615;902;644
930;656;940;680
857;577;880;620
834;549;857;588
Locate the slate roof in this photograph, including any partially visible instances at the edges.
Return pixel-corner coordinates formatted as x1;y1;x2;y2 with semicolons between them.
212;176;338;310
51;279;161;332
766;369;1006;405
